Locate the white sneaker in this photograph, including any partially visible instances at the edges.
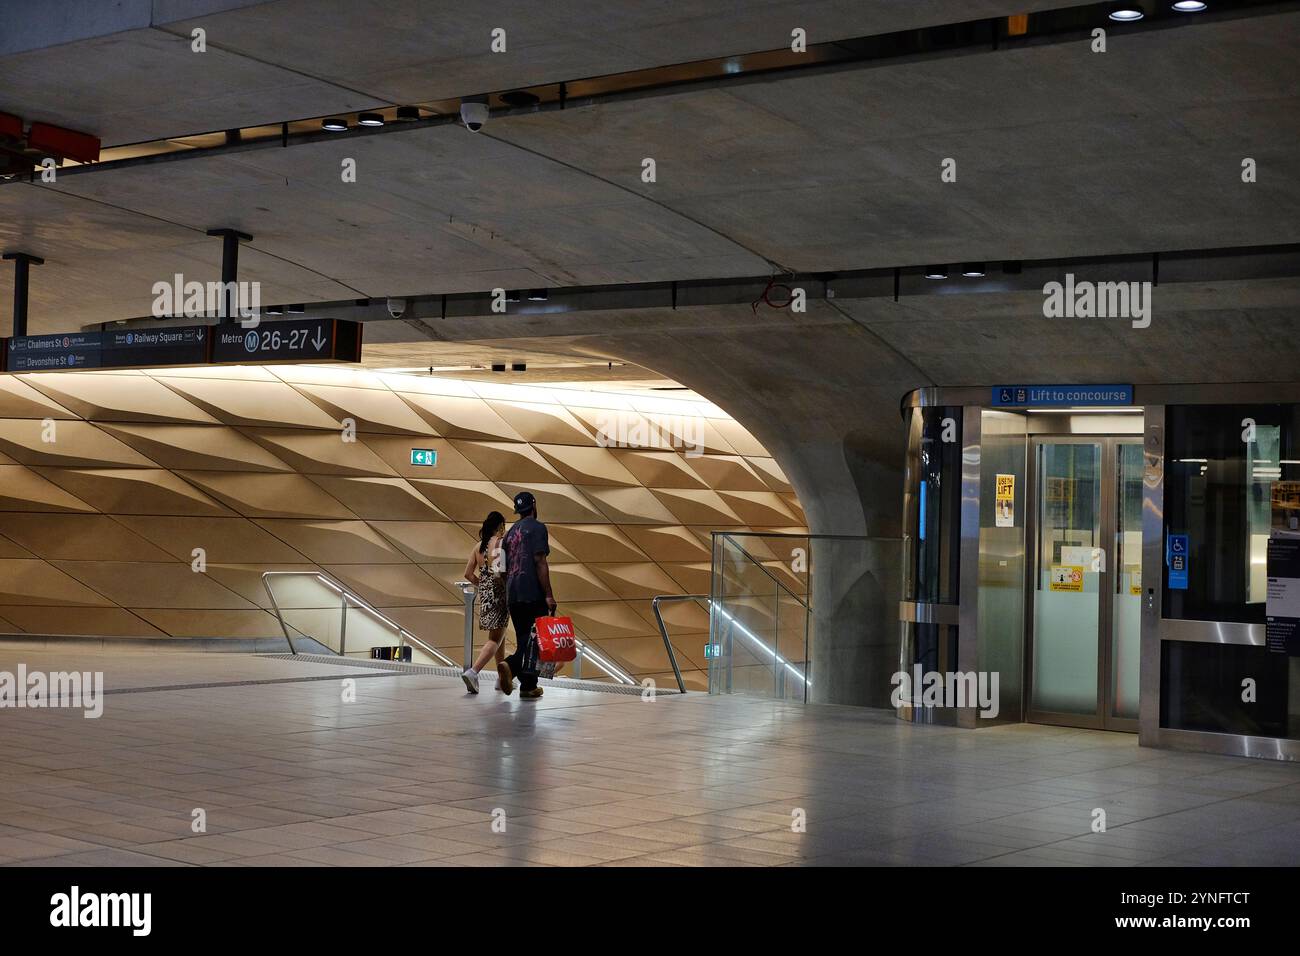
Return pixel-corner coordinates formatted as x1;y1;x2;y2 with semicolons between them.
461;668;480;694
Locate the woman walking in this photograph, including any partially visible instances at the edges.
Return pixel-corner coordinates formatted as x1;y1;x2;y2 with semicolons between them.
461;511;508;694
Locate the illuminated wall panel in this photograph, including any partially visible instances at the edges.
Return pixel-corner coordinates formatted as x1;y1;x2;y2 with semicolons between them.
0;367;804;689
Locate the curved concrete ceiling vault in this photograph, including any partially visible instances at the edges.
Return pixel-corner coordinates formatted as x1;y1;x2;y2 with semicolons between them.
0;4;1296;329
2;1;1298;539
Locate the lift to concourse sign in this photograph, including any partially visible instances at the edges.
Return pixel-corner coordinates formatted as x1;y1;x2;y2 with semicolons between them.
992;385;1133;407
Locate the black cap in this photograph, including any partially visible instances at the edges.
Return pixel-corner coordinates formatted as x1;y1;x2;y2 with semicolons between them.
513;491;536;515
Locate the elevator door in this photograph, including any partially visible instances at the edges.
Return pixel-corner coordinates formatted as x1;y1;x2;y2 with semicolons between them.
1026;437;1141;731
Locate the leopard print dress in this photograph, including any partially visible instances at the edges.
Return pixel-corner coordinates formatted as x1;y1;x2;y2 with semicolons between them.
475;547;508;630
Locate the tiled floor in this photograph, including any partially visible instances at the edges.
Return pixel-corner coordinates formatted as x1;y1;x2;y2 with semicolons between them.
1;644;1299;867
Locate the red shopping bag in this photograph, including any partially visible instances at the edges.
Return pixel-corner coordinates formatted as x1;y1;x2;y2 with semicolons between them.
534;616;577;663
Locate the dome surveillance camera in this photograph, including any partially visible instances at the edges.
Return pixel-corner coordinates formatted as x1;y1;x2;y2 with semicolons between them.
460;99;489;132
386;297;407;318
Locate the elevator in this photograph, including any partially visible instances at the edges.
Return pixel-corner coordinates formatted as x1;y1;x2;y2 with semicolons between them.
897;384;1300;761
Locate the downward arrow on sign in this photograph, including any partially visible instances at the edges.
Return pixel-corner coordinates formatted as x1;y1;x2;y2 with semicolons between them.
312;328;327;351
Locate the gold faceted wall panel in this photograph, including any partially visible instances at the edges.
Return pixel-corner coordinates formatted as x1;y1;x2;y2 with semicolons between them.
0;367;805;690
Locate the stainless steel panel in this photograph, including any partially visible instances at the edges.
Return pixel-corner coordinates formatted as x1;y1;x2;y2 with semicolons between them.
956;404;982;729
976;409;1028;725
1159;618;1267;646
898;600;960;626
895;406;926;720
1147;726;1300;763
1139;407;1165;746
1104;438;1142;732
1025;411;1144;435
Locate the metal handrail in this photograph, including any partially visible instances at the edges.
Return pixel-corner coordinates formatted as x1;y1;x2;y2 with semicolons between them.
651;594;705;694
714;532;809;611
262;571;456;666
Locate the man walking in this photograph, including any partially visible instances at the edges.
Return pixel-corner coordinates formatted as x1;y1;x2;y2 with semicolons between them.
498;491;556;700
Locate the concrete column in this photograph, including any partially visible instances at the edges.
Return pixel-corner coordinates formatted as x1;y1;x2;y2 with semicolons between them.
586;304;924;708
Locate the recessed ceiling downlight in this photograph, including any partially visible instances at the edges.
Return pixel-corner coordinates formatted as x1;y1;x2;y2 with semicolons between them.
358;112;385;127
1108;5;1145;20
321;117;348;131
1172;0;1207;10
961;263;986;278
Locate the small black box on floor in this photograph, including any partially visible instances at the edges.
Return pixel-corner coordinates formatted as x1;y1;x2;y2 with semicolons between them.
370;645;411;662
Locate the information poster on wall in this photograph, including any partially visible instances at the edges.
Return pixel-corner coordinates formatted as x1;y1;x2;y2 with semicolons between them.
1049;565;1084;592
995;474;1015;527
1272;481;1300;533
1266;537;1300;656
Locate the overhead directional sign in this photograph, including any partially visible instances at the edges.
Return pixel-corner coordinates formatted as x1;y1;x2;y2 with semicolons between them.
101;325;208;367
5;331;104;371
210;318;363;365
991;385;1133;407
3;318;363;374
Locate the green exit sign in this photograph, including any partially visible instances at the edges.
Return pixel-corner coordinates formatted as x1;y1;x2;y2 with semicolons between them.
410;449;438;467
704;643;722;659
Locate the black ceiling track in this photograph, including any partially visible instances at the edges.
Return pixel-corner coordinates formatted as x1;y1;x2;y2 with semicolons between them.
100;242;1300;331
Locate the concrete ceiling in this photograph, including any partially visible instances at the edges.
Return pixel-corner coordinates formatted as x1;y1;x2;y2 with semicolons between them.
490;11;1300;269
395;277;1300;390
395;275;1300;534
3;0;1066;145
0;6;1295;337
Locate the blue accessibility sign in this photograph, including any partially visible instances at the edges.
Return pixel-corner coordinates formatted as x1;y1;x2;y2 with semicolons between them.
1167;534;1189;590
992;385;1133;407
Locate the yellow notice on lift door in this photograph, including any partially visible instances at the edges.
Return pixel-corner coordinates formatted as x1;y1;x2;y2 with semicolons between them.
995;474;1015;528
1049;565;1084;592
